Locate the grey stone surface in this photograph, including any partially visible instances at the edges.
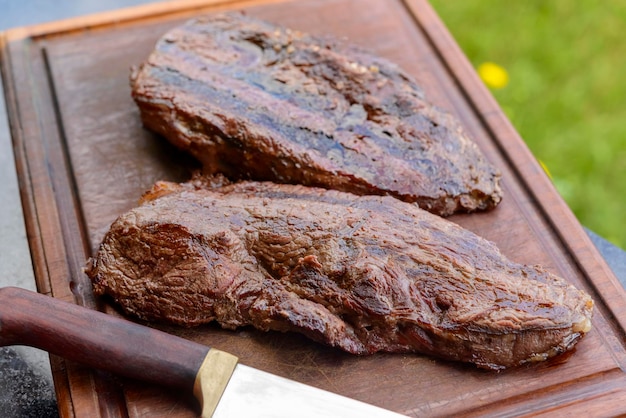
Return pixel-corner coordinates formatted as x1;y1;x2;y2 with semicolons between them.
0;348;58;418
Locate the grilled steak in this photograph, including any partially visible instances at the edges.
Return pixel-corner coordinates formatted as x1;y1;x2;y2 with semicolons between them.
130;13;502;216
86;179;592;370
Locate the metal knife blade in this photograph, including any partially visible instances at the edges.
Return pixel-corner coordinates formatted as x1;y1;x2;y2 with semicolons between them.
213;363;405;418
0;287;405;417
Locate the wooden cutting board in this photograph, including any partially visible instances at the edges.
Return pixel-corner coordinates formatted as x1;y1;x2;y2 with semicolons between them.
2;0;626;416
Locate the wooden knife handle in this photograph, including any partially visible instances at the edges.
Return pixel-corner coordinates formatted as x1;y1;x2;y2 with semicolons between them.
0;286;209;392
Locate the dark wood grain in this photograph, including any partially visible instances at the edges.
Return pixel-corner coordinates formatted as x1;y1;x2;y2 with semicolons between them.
0;287;208;395
2;0;626;416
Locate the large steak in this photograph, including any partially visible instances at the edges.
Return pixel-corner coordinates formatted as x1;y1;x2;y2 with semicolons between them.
130;13;502;217
86;179;592;370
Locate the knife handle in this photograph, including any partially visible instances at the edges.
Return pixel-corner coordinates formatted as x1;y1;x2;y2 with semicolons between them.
0;286;209;393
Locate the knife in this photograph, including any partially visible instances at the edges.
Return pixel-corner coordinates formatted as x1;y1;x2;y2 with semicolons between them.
0;287;405;417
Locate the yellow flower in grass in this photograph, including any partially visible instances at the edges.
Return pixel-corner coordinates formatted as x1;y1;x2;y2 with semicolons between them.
477;62;509;89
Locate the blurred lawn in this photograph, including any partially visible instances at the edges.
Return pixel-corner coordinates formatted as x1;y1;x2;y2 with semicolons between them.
429;0;626;249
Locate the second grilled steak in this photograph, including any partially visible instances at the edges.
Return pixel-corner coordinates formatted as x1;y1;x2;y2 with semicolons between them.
130;13;502;216
87;179;592;370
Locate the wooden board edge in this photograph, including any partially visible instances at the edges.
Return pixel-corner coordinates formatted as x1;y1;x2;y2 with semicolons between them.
0;35;54;297
460;368;626;417
0;0;288;42
1;31;126;418
1;33;77;418
407;0;626;342
49;356;76;418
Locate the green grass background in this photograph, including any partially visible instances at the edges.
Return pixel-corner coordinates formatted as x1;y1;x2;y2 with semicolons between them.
429;0;626;249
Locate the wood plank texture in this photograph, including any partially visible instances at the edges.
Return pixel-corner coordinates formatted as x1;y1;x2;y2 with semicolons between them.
2;0;626;416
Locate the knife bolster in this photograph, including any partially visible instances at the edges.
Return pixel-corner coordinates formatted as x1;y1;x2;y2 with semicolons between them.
193;348;239;417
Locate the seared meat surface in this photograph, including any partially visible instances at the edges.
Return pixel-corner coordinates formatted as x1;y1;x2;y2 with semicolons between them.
87;180;592;370
130;13;502;216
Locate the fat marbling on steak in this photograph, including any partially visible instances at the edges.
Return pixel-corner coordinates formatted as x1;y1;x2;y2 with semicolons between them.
86;179;592;370
130;13;502;217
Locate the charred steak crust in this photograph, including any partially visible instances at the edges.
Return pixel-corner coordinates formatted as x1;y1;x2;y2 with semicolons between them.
130;13;503;217
87;180;592;370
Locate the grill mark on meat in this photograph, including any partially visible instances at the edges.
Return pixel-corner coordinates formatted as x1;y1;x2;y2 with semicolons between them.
152;65;344;160
87;180;593;370
130;13;502;216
